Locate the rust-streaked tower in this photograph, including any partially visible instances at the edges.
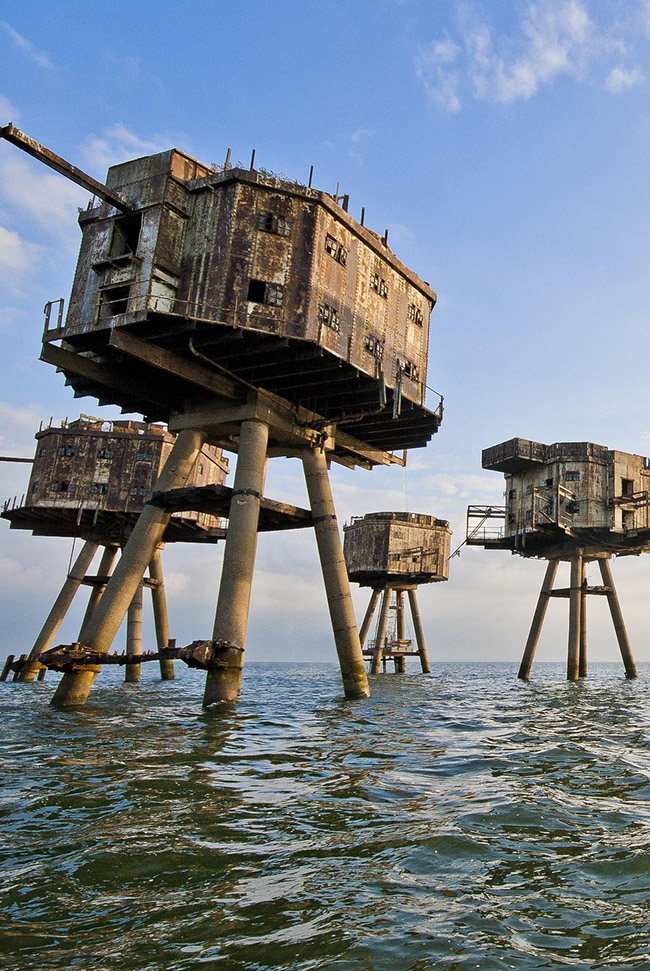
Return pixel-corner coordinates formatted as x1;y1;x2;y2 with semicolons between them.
468;438;650;679
344;512;451;673
1;125;443;707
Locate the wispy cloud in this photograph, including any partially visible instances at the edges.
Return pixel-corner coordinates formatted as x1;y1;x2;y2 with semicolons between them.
0;225;42;294
417;0;645;111
0;92;18;121
1;21;54;69
81;123;171;173
606;64;644;92
0;155;87;244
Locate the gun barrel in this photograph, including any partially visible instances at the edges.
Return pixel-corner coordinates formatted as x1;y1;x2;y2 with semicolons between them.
0;123;133;213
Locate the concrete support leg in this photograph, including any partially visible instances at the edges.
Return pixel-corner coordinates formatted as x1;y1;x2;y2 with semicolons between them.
149;549;174;680
51;429;206;707
408;588;431;674
77;545;119;643
370;588;392;675
302;447;370;698
599;558;638;678
203;420;269;705
579;561;588;678
125;583;143;684
518;560;559;680
395;590;406;674
567;552;583;681
359;589;381;648
18;539;99;682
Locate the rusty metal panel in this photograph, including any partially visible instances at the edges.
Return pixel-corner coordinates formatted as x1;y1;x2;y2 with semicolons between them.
343;512;451;585
23;418;229;533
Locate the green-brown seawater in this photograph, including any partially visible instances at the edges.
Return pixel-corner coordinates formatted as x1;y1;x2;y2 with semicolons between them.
3;662;650;969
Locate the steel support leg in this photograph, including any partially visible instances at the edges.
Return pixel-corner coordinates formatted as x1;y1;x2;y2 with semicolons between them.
567;552;583;681
518;560;559;680
407;588;430;673
18;540;99;682
51;429;206;707
149;549;174;680
204;420;269;705
370;588;392;675
302;447;370;698
125;583;143;683
359;589;381;648
599;558;638;678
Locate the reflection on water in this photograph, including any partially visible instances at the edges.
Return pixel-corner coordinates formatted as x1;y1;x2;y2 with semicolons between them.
3;662;650;969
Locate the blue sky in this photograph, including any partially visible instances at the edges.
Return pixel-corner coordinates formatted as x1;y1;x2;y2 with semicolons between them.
2;0;650;669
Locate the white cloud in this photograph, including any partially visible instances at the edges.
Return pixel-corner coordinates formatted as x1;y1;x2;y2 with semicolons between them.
0;224;42;293
417;0;645;111
1;21;54;69
0;155;87;243
81;123;171;174
350;128;377;144
606;64;644;92
0;92;18;120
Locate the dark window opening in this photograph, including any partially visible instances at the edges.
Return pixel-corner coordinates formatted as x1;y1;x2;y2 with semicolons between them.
57;445;75;457
100;285;130;317
364;334;384;359
509;489;516;500
90;483;108;495
110;213;142;257
408;303;423;325
51;481;71;493
399;360;420;382
370;273;388;298
39;447;46;457
622;478;634;496
257;212;292;237
137;449;153;461
97;448;114;460
545;477;554;487
32;482;39;493
325;234;347;265
565;470;581;482
566;500;580;514
623;509;635;529
525;510;532;520
318;303;340;332
247;279;284;308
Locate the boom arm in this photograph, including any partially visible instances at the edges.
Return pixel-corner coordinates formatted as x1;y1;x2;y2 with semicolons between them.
0;123;133;213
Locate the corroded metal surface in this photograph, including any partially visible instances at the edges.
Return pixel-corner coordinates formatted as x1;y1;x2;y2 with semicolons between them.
343;511;452;586
1;415;229;544
40;149;442;457
470;438;650;558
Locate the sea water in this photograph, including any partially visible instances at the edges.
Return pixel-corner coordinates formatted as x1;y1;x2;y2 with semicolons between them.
3;661;650;969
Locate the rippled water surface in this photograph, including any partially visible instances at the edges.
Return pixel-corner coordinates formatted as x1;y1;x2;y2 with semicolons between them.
3;661;650;969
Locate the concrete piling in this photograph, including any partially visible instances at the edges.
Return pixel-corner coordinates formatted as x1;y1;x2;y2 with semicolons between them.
125;583;143;683
518;560;559;681
408;589;430;674
149;549;174;680
302;447;370;699
599;558;637;678
204;420;269;705
18;539;99;683
359;589;381;646
370;588;392;675
567;552;583;681
51;428;206;707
